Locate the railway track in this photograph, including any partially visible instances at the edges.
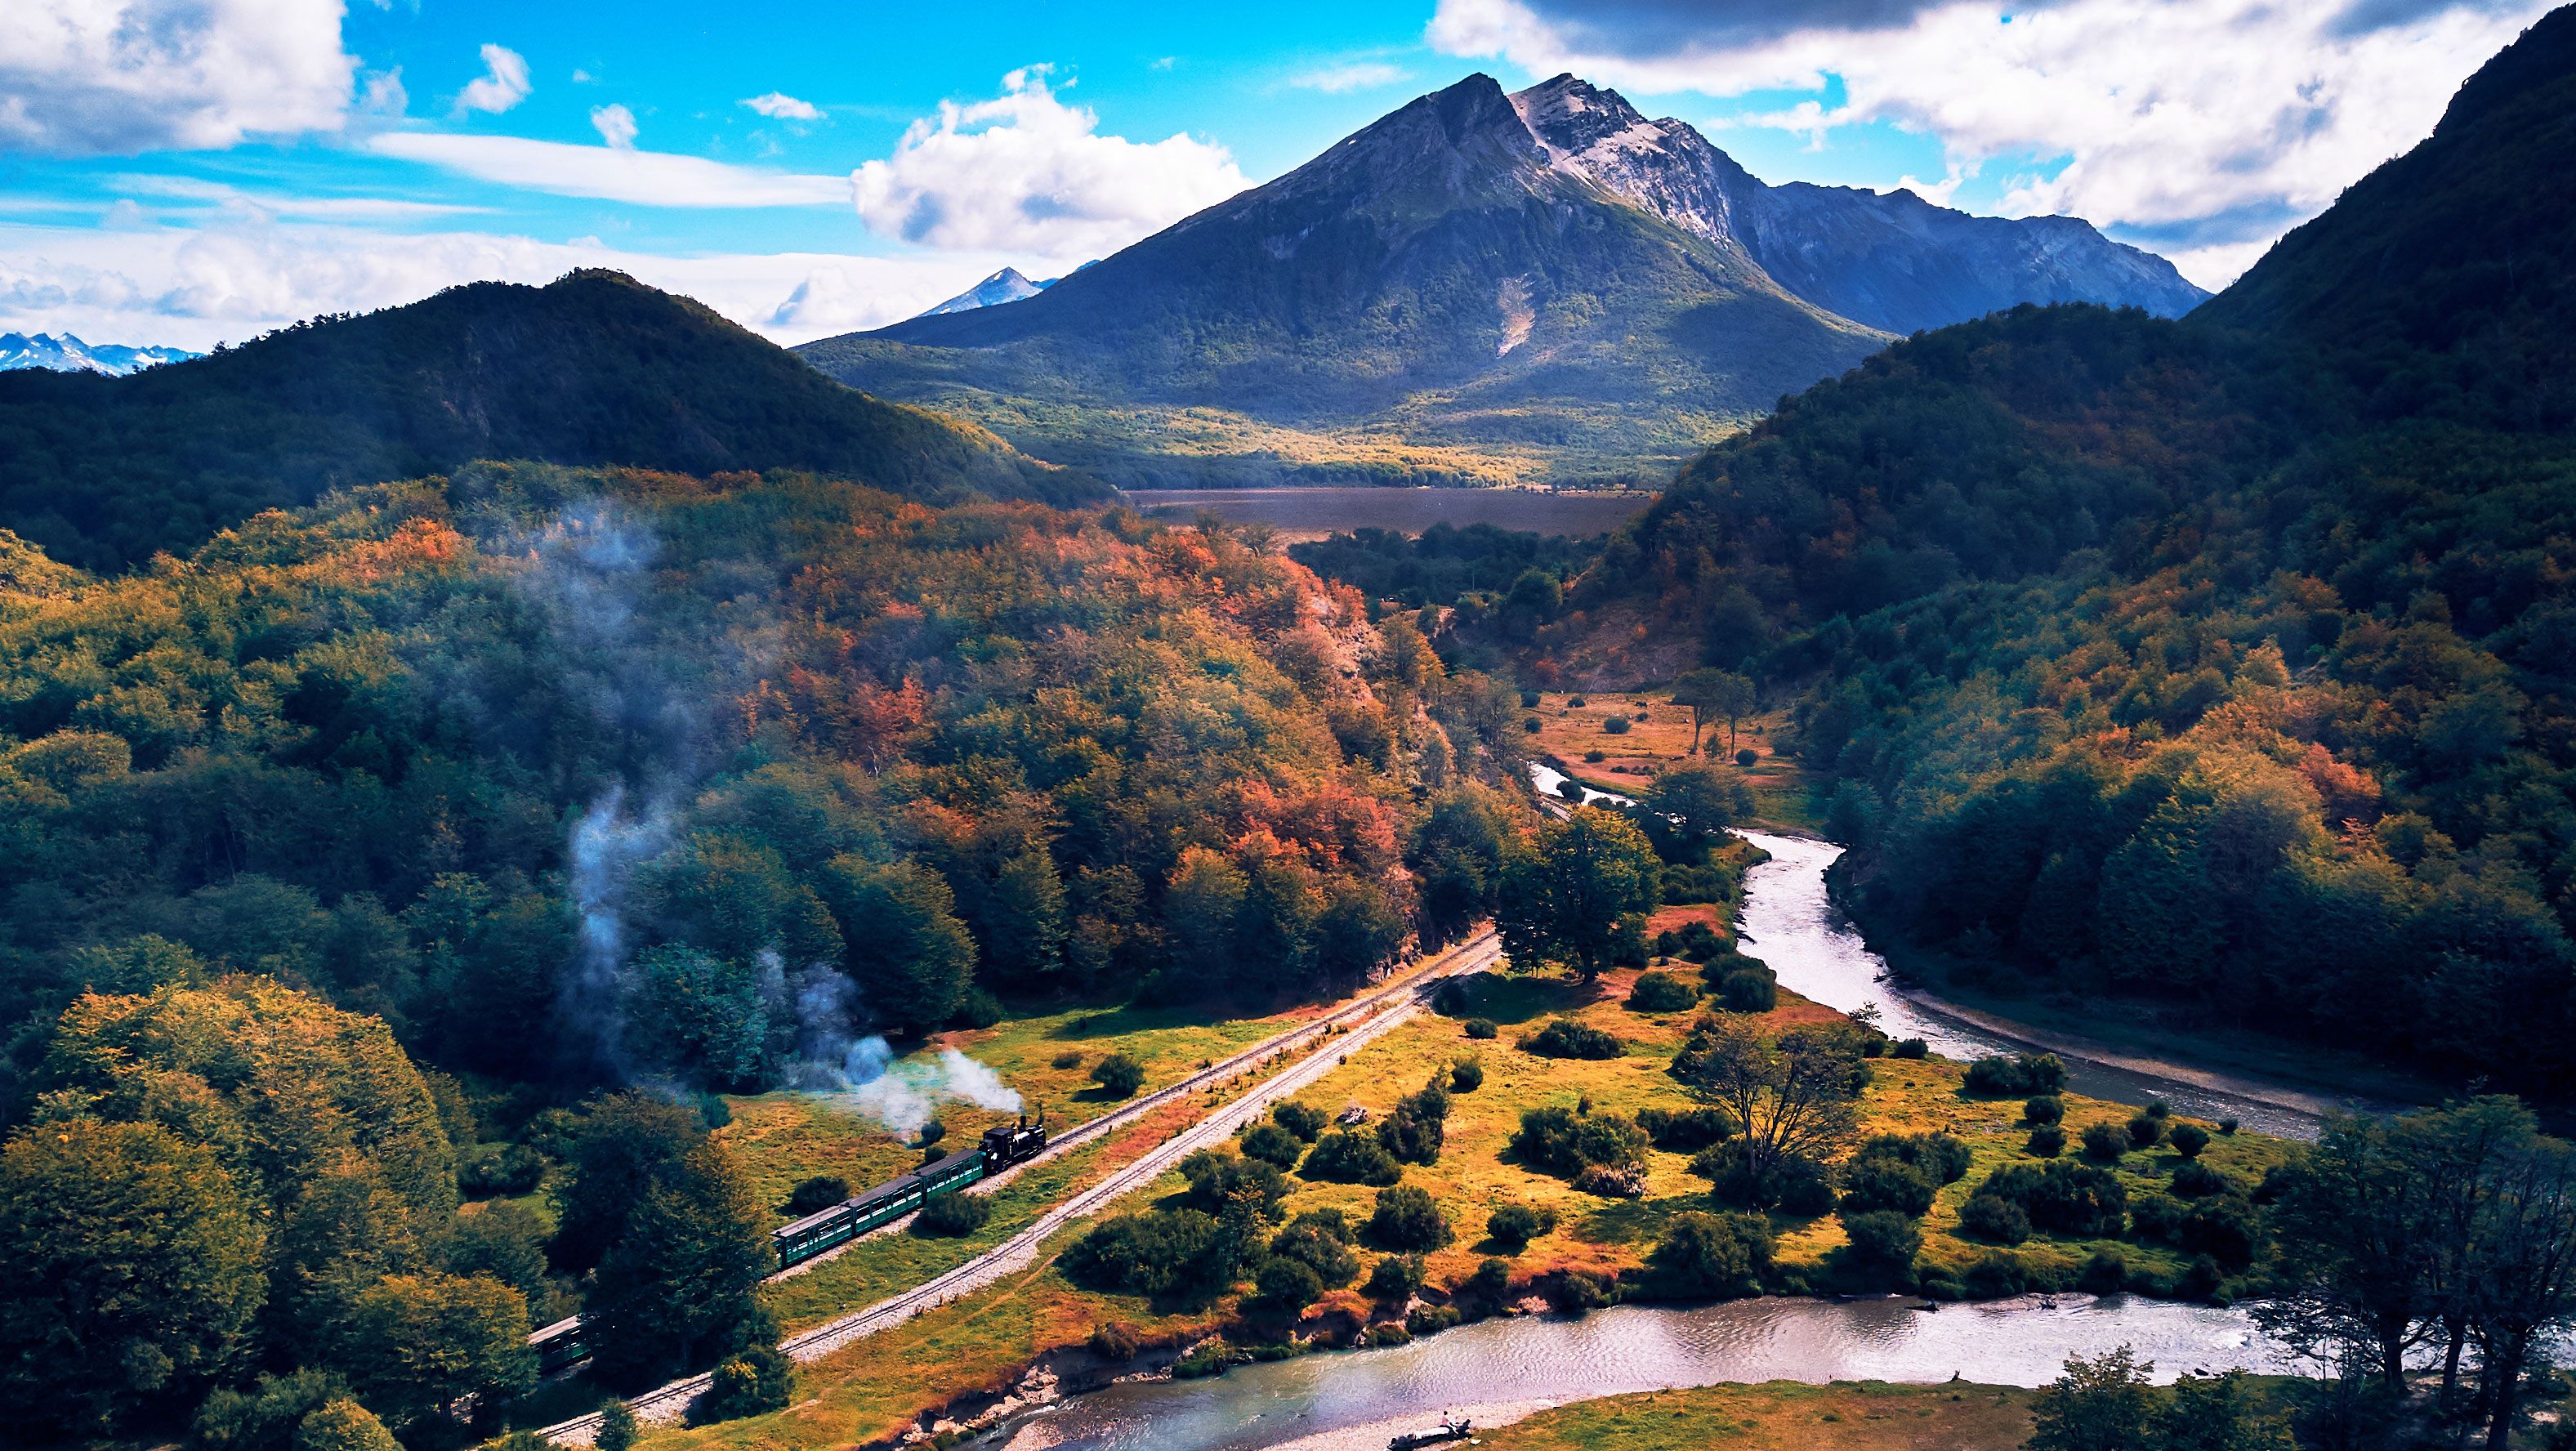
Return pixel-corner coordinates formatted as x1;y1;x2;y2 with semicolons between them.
539;926;1503;1441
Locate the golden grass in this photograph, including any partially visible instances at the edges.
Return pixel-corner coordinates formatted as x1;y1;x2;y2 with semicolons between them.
1484;1381;2039;1451
1526;691;1819;832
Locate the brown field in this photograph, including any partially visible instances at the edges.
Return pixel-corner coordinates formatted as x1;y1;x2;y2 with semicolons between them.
1123;486;1650;542
1525;690;1817;830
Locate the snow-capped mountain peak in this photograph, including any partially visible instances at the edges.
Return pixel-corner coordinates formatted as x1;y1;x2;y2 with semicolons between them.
0;332;201;376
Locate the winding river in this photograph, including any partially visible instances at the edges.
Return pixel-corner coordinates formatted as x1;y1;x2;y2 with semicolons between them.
981;773;2400;1451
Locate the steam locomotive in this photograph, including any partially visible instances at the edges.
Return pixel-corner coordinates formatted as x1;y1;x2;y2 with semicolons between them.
527;1109;1050;1373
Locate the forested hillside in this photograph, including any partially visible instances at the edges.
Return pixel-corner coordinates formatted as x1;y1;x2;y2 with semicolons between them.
1573;5;2576;1096
0;271;1090;571
0;464;1535;1439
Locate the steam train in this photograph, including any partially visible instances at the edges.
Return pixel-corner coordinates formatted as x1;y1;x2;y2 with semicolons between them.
527;1110;1050;1373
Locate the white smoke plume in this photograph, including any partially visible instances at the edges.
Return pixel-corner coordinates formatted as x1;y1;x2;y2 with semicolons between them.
786;971;1020;1135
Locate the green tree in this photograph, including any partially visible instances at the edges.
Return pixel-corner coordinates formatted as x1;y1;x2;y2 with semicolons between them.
1641;761;1753;855
290;1399;399;1451
595;1400;641;1451
549;1092;703;1273
2153;1372;2294;1451
1645;1210;1772;1298
1498;806;1661;980
1672;1018;1869;1189
0;1118;266;1435
699;1343;795;1422
1090;1053;1145;1098
587;1140;773;1386
444;1201;551;1316
2027;1347;2154;1451
328;1271;536;1432
819;855;976;1032
1672;670;1756;755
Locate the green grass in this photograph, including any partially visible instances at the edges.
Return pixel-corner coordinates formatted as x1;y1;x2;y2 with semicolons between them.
1485;1381;2040;1451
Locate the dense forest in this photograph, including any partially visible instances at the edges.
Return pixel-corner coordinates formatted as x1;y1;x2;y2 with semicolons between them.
1572;7;2576;1096
0;463;1545;1440
0;271;1091;571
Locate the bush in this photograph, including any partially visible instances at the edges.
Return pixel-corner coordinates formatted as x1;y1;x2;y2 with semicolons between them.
2080;1248;2128;1293
596;1401;639;1451
1062;1210;1224;1297
950;988;1005;1029
1548;1270;1615;1315
1715;968;1778;1013
1583;749;1605;762
2180;1255;2226;1300
1520;1017;1623;1060
1486;1202;1557;1248
1091;1054;1145;1098
1958;1194;2033;1245
1964;1053;2068;1096
1252;1256;1324;1314
2023;1095;2065;1127
458;1143;547;1199
1377;1084;1452;1167
2217;1117;2240;1136
1699;1142;1834;1215
2027;1125;2067;1157
1841;1210;1922;1284
1604;716;1632;735
1177;1148;1288;1217
1302;1130;1402;1185
1272;1101;1326;1142
1520;690;1542;708
1366;1252;1424;1303
1644;1211;1773;1299
784;1174;850;1217
1963;1252;2029;1299
1569;696;1588;708
2127;1113;2166;1150
1240;1123;1306;1169
914;1190;991;1236
2131;1194;2186;1243
1464;1017;1498;1041
1627;971;1699;1012
2169;1160;2234;1199
1088;1321;1141;1359
2180;1197;2261;1271
1511;1106;1646;1178
1051;1050;1084;1069
2168;1123;2211;1159
1735;748;1759;768
1636;1105;1737;1150
698;1345;794;1422
1976;1159;2128;1238
1467;1257;1512;1304
1839;1154;1939;1217
916;1118;946;1149
1449;1056;1484;1092
1408;1304;1462;1336
1524;718;1542;734
1367;1185;1453;1251
2083;1122;2131;1162
1891;1037;1929;1060
1574;1163;1648;1197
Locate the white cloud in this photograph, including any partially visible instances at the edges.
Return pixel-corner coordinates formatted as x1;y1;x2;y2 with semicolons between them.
114;175;492;221
1288;61;1414;92
368;132;847;208
591;104;638;150
743;92;824;122
0;217;1035;350
0;0;359;156
1428;0;2554;288
850;65;1248;257
455;43;532;117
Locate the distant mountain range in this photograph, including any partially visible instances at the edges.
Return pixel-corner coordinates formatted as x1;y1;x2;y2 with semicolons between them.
0;270;1086;569
0;332;199;376
801;73;2203;489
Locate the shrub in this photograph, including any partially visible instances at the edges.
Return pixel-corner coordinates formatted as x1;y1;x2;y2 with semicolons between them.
1891;1038;1929;1060
596;1401;639;1451
1976;1159;2128;1238
1252;1256;1324;1314
1367;1186;1453;1252
1644;1211;1773;1299
1574;1163;1648;1197
1063;1210;1223;1297
951;989;1005;1030
2180;1255;2226;1300
2023;1095;2065;1127
1366;1252;1425;1302
1604;716;1632;735
1301;1131;1402;1185
1636;1105;1737;1151
699;1345;793;1422
1486;1203;1557;1248
2217;1117;2240;1136
1088;1321;1141;1359
2168;1123;2211;1159
1838;1154;1939;1217
1511;1106;1646;1178
1963;1252;2029;1298
1467;1257;1512;1304
1051;1050;1084;1069
1177;1148;1288;1217
2080;1248;2128;1293
1524;718;1542;734
1583;749;1605;762
1735;748;1759;769
1958;1194;2033;1245
1964;1054;2067;1096
1520;690;1541;708
1407;1304;1461;1336
1464;1017;1498;1041
1842;1210;1922;1284
1715;967;1778;1013
1377;1085;1451;1167
1173;1341;1234;1377
2180;1197;2261;1271
1240;1123;1306;1168
1699;1142;1835;1215
1091;1053;1145;1098
917;1118;946;1149
1548;1270;1615;1315
784;1174;850;1217
1627;971;1699;1012
458;1143;547;1199
1449;1056;1484;1092
2169;1160;2234;1199
2127;1113;2166;1150
1569;696;1588;708
913;1190;992;1236
2082;1122;2131;1162
1272;1101;1326;1142
2131;1194;2185;1243
2027;1125;2067;1158
1520;1017;1623;1060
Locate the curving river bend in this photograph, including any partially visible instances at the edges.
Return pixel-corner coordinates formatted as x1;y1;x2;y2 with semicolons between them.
987;776;2385;1451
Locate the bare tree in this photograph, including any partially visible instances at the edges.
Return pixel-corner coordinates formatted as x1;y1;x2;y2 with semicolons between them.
1671;1016;1868;1180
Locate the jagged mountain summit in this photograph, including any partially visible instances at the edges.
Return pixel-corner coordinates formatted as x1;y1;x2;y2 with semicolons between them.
0;331;199;376
1506;75;2208;335
915;267;1053;318
800;73;2201;489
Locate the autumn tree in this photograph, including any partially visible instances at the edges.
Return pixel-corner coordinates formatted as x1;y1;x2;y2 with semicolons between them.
328;1270;536;1432
1498;806;1660;980
1672;670;1756;756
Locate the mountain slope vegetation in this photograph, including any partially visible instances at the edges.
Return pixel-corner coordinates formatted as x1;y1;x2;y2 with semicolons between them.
0;270;1088;570
1569;4;2576;1096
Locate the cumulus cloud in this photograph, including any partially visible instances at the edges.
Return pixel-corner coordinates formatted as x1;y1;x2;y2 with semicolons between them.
743;92;824;121
369;132;846;208
454;43;532;117
0;216;1027;349
1428;0;2555;287
1289;60;1415;92
590;104;638;150
0;0;359;155
850;65;1248;257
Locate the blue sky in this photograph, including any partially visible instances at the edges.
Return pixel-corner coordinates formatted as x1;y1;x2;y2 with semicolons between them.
0;0;2549;350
